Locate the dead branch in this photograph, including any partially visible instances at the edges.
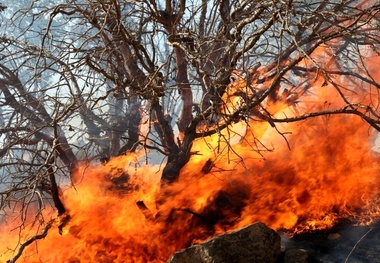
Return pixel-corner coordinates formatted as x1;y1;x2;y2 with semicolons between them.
7;221;53;263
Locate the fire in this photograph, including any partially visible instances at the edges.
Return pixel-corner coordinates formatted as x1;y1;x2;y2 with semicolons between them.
1;62;380;263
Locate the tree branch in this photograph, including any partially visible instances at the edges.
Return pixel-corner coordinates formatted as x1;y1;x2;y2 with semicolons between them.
7;221;53;263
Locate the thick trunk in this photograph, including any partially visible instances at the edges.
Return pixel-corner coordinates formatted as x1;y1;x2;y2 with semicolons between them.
47;160;66;215
118;97;141;155
174;47;193;133
49;175;66;215
161;119;197;183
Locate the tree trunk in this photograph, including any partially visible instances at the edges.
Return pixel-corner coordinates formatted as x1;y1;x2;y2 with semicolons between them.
47;160;66;215
161;118;197;182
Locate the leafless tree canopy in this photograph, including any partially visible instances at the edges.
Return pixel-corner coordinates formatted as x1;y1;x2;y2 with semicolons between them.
0;0;379;233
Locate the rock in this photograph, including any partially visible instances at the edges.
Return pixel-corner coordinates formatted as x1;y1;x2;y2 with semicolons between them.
284;249;308;263
167;222;281;263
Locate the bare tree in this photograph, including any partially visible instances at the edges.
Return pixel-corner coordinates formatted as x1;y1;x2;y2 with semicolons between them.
0;0;379;259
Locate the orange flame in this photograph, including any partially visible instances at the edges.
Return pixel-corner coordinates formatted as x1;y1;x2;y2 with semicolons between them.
1;59;380;263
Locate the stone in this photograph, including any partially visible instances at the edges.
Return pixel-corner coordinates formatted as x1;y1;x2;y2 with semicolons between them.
284;249;308;263
167;222;281;263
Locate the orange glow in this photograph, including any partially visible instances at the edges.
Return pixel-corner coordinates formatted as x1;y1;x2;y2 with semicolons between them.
1;50;380;263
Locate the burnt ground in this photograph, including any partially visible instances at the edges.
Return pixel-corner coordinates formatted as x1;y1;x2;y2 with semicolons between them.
279;221;380;263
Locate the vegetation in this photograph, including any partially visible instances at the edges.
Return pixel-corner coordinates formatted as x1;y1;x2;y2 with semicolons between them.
0;0;379;260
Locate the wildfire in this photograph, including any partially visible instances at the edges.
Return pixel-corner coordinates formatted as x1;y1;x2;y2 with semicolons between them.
1;62;380;263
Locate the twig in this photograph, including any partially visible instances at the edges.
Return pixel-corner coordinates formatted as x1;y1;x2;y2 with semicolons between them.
7;221;53;263
136;201;154;221
180;208;210;226
343;228;372;263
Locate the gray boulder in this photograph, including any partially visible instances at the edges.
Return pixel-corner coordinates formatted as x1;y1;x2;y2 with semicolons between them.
167;222;281;263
